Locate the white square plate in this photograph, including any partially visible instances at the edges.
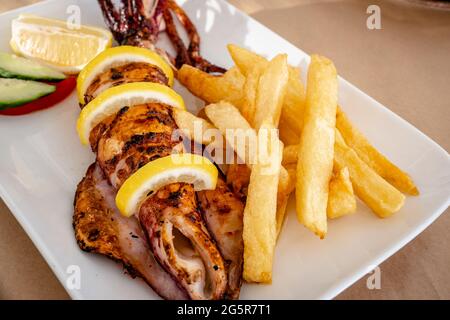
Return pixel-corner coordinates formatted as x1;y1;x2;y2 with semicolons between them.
0;0;449;300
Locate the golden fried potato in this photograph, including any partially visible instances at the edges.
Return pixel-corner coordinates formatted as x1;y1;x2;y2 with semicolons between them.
279;66;306;137
296;55;338;239
177;64;244;107
276;166;296;237
276;196;290;239
282;144;299;166
204;101;257;164
227;44;267;75
253;54;289;130
172;109;218;145
243;121;282;283
281;144;357;220
336;107;418;195
241;67;260;124
334;130;405;218
277;133;406;219
180;46;305;145
327;167;357;219
204;101;253;132
223;66;246;89
227;44;306;143
279;116;301;146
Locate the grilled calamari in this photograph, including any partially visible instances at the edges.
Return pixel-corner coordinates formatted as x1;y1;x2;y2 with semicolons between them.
74;61;244;299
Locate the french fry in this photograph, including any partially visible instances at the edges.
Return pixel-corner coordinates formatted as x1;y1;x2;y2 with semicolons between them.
204;101;253;132
177;64;244;107
336;107;419;195
273;107;419;199
243;121;282;283
296;55;338;238
282;144;299;166
284;165;297;185
227;44;306;142
284;163;297;173
234;54;303;236
253;54;289;129
279;117;300;145
327;167;357;219
229;45;417;194
180;46;305;144
205;102;291;240
241;67;260;124
276;196;290;239
204;101;257;164
276;166;296;237
282;166;297;196
280;66;306;135
173;109;218;145
223;66;246;89
227;44;267;75
282;144;357;219
278;133;406;219
334;130;405;217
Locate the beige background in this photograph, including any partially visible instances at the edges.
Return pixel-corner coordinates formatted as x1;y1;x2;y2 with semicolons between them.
0;0;449;299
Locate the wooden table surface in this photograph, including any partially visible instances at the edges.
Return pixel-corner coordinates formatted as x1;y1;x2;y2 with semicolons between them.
0;0;449;300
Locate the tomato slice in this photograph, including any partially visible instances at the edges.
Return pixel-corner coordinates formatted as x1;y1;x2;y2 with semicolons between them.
0;77;76;116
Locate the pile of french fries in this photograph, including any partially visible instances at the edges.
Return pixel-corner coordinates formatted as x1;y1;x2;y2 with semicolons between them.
177;45;419;283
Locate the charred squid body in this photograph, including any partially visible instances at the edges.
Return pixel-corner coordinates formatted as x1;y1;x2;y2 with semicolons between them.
95;103;181;188
74;163;188;299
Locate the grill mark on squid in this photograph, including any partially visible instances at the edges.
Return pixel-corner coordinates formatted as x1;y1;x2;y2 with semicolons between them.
83;62;168;105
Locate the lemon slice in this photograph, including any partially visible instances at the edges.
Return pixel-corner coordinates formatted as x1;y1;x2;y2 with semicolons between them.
77;82;186;145
10;14;112;74
116;154;218;217
77;46;174;104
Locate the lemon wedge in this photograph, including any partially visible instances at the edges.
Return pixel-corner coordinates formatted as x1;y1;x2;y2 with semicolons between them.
77;82;185;145
77;46;174;104
116;154;218;217
10;14;112;74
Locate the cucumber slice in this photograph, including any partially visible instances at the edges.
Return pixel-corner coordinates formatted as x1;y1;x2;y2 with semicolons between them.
0;52;66;81
0;78;56;109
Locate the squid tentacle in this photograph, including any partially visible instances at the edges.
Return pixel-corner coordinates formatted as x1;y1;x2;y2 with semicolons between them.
162;6;192;69
166;0;226;73
97;0;225;74
98;0;124;43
